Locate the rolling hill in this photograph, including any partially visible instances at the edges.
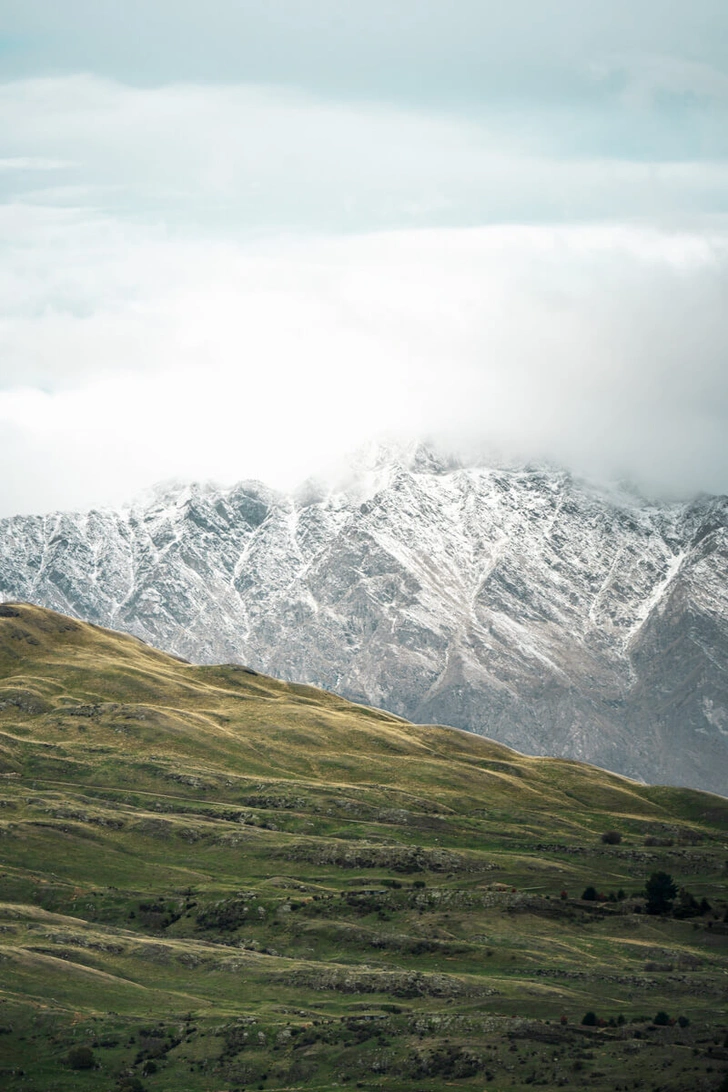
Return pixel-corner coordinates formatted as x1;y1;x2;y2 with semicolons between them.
0;602;727;1091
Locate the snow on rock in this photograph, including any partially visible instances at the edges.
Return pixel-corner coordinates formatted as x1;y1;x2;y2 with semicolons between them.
1;449;727;794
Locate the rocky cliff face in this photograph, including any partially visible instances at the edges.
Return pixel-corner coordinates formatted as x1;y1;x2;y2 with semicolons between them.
1;450;727;794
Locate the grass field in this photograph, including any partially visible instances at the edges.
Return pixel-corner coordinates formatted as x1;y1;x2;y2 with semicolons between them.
0;602;727;1091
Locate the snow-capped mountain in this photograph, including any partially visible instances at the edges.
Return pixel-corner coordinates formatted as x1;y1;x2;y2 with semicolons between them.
2;448;727;794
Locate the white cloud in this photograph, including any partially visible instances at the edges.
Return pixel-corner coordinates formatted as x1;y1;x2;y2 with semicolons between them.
0;75;727;514
0;157;71;170
1;215;727;514
3;1;727;110
593;52;728;108
1;76;727;236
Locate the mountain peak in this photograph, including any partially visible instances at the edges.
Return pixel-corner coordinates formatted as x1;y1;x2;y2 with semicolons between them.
1;461;726;794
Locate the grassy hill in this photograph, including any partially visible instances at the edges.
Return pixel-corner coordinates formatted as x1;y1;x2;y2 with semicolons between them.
0;602;726;1092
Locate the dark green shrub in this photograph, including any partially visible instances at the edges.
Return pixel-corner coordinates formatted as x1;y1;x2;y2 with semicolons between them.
653;1011;670;1026
196;896;249;931
119;1081;145;1092
581;1011;598;1026
66;1045;95;1069
678;1016;690;1028
581;886;598;901
601;831;622;844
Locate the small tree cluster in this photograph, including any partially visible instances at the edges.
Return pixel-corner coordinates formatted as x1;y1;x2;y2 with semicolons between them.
581;885;627;902
601;830;622;844
673;887;711;919
581;1011;628;1028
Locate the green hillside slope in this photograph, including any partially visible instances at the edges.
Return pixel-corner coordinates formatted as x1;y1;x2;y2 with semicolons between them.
0;602;726;1092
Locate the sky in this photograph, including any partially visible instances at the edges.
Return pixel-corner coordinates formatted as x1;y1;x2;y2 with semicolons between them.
0;1;727;515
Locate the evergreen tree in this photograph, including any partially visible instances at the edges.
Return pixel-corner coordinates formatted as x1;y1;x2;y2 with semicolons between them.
645;871;677;915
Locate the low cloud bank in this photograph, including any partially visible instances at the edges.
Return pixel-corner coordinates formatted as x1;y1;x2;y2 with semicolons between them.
1;215;727;514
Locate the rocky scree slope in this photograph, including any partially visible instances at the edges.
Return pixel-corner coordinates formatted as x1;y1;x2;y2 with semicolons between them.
1;452;727;794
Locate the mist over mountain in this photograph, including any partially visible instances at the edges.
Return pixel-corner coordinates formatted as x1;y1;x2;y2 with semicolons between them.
1;447;727;795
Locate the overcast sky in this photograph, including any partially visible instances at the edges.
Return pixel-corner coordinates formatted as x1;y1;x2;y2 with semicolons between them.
1;2;727;515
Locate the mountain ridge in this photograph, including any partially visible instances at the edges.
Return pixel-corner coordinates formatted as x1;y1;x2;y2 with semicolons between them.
1;450;727;794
